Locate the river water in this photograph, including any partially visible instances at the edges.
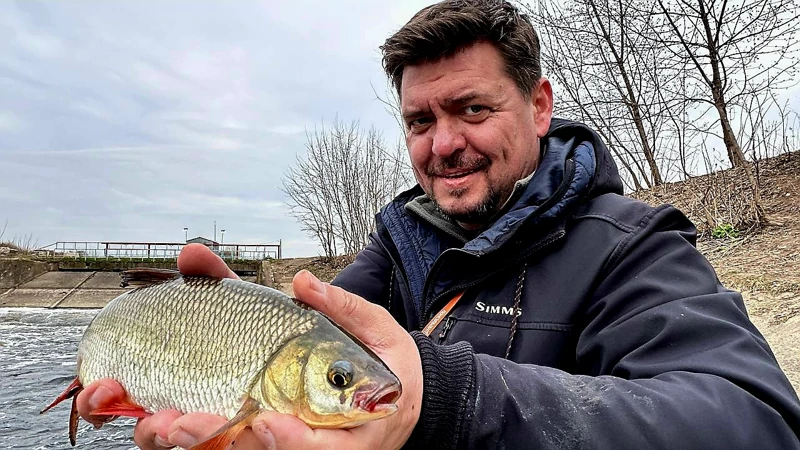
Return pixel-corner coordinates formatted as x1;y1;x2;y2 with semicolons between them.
0;308;137;450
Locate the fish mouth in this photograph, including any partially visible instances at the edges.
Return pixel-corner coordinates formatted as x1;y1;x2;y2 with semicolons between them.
354;381;402;413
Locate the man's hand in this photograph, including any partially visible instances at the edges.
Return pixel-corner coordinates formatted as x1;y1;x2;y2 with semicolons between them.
76;244;423;450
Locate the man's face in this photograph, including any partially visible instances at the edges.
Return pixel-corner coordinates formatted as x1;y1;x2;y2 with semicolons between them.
401;41;553;227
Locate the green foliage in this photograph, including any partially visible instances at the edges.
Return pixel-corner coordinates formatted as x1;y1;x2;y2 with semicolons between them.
711;223;740;239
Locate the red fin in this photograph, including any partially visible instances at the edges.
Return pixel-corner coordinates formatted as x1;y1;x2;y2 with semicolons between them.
92;398;151;418
189;398;261;450
41;377;83;414
188;423;248;450
69;395;80;446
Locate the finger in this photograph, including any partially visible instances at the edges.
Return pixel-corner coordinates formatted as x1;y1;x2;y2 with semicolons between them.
75;379;127;428
177;243;239;279
165;412;270;449
132;410;183;450
291;270;397;347
253;411;353;450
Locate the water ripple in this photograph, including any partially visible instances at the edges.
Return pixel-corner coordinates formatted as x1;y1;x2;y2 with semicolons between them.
0;308;137;449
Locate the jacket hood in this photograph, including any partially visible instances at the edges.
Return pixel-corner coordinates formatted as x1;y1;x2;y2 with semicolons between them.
461;118;623;252
545;118;623;198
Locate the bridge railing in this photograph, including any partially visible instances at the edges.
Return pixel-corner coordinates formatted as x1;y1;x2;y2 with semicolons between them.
35;241;282;260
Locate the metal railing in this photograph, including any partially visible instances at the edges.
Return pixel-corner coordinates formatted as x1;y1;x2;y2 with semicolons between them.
36;241;282;260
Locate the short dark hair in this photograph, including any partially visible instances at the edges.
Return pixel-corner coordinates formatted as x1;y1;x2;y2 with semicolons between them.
381;0;541;98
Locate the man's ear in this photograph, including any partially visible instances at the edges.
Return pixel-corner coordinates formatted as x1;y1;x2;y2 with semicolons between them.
531;77;553;138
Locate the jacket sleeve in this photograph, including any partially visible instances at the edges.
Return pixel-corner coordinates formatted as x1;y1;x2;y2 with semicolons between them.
404;205;800;449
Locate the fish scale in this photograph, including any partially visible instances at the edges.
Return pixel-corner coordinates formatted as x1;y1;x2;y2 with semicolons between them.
77;277;317;418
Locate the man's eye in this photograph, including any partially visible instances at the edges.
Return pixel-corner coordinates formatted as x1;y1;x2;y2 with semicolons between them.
464;105;486;116
408;117;432;129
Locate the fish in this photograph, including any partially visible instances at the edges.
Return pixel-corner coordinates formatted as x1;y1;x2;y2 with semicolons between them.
40;268;402;449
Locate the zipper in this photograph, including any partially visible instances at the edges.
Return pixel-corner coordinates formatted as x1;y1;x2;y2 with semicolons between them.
420;247;469;320
370;234;416;321
438;316;456;344
423;229;566;324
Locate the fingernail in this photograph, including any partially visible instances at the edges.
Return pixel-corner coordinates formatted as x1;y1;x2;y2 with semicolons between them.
252;419;276;450
89;386;114;411
168;427;197;448
308;273;326;295
154;435;172;448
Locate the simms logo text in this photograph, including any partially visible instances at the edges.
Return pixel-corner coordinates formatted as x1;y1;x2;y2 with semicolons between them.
475;302;523;317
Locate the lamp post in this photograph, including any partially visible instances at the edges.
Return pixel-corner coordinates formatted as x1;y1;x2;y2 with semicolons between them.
183;227;188;243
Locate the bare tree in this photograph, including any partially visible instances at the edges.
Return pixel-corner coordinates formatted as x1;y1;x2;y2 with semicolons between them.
282;120;413;257
651;0;800;168
526;0;800;230
530;0;696;189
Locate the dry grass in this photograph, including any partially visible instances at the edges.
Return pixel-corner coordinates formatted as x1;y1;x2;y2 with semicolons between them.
631;166;765;237
631;152;800;324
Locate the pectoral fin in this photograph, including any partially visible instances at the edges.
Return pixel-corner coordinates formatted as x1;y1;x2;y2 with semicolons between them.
92;397;151;418
189;397;262;450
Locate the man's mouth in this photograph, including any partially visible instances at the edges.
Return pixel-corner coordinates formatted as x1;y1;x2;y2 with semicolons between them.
440;169;478;179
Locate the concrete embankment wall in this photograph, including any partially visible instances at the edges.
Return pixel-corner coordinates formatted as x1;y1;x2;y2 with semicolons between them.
0;258;273;308
0;259;57;289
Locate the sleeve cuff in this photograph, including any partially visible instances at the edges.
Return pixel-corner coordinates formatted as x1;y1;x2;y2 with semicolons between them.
403;331;476;450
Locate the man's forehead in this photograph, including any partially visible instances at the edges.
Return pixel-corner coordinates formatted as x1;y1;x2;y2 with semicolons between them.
399;44;510;112
401;87;487;110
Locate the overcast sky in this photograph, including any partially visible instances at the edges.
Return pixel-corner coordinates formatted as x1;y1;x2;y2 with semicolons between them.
0;0;438;257
3;1;798;258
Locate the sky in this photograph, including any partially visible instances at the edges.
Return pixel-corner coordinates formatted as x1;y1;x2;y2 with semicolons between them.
2;1;798;258
0;0;437;257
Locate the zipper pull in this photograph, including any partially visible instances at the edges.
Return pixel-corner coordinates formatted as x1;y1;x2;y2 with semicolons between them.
438;316;456;343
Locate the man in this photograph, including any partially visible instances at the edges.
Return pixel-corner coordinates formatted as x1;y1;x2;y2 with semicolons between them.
79;0;800;448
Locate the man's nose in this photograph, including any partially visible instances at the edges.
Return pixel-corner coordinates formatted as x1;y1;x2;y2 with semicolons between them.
431;119;466;158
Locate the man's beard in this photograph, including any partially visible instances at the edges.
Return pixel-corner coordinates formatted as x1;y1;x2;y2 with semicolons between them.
426;153;504;224
433;184;504;224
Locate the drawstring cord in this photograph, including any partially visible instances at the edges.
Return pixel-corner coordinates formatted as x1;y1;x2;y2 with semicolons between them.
388;267;395;313
505;263;527;359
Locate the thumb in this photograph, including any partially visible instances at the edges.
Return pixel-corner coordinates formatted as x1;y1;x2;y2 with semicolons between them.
177;243;239;279
291;270;397;348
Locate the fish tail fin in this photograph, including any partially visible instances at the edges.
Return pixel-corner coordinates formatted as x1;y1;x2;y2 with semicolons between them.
189;397;261;450
69;393;80;446
40;377;84;446
119;268;181;287
40;377;83;415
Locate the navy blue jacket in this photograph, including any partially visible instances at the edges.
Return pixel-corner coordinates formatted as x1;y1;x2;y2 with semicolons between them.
332;119;800;449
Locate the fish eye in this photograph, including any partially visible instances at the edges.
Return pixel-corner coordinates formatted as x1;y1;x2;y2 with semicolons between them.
327;360;354;388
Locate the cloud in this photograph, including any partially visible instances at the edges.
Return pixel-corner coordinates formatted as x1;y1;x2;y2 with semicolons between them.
0;111;26;132
0;0;434;257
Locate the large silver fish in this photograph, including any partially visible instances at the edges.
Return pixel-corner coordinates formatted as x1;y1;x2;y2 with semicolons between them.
41;269;402;449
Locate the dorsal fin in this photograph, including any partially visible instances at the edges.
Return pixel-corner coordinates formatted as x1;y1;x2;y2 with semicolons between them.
120;268;182;287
